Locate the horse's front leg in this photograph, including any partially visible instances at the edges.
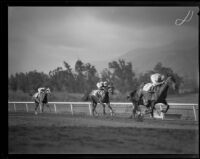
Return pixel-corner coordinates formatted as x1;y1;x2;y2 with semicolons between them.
106;103;114;116
161;101;169;113
41;103;44;113
102;103;106;115
46;103;51;112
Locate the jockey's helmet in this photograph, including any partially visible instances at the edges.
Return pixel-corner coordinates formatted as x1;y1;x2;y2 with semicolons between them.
99;81;104;87
38;87;45;92
103;81;108;87
97;82;103;89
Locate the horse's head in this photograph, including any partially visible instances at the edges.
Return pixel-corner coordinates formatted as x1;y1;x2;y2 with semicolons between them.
45;88;51;95
107;84;114;95
166;76;176;90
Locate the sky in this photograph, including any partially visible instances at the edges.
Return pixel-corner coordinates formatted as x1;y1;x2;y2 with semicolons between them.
8;7;199;76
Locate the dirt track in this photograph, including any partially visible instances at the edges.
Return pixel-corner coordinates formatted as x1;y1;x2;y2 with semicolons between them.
8;112;199;154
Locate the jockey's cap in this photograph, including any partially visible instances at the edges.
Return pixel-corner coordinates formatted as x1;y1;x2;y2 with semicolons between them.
103;81;108;86
100;81;104;87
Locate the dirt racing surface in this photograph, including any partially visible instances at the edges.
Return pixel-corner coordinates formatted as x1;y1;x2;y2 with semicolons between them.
9;112;199;154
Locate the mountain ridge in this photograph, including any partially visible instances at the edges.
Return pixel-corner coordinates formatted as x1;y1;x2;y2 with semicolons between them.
92;44;198;81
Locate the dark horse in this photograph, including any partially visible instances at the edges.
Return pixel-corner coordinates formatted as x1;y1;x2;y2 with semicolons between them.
33;89;51;115
127;76;176;119
84;83;115;116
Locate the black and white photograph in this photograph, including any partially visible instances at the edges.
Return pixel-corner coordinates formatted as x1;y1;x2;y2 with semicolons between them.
8;6;199;154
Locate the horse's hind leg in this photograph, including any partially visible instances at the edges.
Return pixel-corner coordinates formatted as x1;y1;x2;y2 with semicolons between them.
34;102;39;115
106;103;114;116
150;101;156;118
92;102;97;116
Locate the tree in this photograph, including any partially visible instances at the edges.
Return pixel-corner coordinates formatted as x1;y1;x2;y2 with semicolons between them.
153;62;183;94
101;68;112;82
84;63;99;91
9;75;17;91
8;70;50;94
63;61;76;92
108;59;137;93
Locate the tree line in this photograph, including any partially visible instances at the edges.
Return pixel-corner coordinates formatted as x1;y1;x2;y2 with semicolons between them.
9;59;185;95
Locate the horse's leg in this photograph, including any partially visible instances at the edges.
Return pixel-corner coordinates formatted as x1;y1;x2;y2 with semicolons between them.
46;103;51;112
161;100;169;113
150;101;156;118
131;102;137;119
94;102;98;116
106;103;114;116
102;103;106;115
92;102;97;116
34;102;39;115
41;103;44;113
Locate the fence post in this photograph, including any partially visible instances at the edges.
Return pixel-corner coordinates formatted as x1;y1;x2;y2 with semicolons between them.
26;103;28;112
70;104;74;115
193;105;197;121
89;104;92;116
14;103;16;112
54;104;57;113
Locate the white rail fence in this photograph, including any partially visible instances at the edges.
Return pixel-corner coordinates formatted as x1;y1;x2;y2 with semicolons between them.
8;101;198;121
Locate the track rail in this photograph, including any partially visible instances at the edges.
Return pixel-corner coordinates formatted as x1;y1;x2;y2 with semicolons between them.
8;101;198;121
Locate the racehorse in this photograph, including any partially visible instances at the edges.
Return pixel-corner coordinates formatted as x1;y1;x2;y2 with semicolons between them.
127;76;176;119
33;88;51;115
84;83;115;116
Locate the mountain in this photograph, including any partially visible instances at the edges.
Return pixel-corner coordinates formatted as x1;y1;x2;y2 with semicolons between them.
92;42;198;81
119;45;198;78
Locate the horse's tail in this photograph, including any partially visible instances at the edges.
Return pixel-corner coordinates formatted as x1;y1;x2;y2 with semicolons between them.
127;90;137;100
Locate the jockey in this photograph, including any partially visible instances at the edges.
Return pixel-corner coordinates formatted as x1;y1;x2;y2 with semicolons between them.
34;87;45;99
33;87;44;102
38;87;45;94
139;73;165;105
150;73;165;87
96;81;104;90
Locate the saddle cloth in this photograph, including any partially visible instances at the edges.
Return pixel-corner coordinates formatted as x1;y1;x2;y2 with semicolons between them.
33;92;39;98
143;83;153;92
92;90;104;97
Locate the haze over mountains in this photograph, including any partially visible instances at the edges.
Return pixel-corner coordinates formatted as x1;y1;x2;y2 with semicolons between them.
93;40;198;81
